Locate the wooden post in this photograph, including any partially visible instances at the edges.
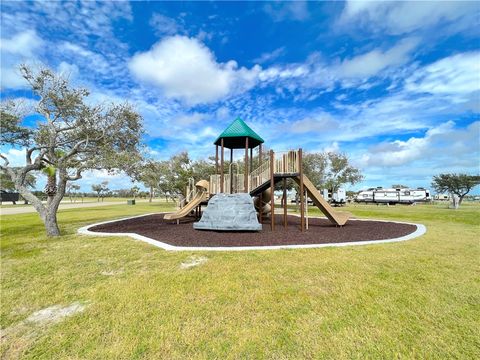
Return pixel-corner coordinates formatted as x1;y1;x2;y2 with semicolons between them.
283;177;287;228
259;144;263;224
220;138;224;193
270;150;275;231
215;145;219;175
250;147;253;175
244;137;249;192
230;148;233;194
299;148;305;232
305;189;309;230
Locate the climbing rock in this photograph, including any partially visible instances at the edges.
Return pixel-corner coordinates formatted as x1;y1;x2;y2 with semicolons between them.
194;193;262;231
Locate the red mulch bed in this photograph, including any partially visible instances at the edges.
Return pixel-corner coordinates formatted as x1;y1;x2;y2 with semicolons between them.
88;214;418;248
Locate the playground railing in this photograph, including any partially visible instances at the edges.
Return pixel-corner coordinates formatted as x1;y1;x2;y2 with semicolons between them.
210;174;221;194
249;160;270;192
211;149;301;194
273;150;300;174
185;177;196;203
210;174;246;194
249;149;300;192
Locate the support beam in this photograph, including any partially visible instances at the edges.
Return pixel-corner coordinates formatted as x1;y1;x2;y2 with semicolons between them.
283;177;287;228
220;138;224;193
230;148;233;193
270;150;275;231
215;145;218;175
250;147;253;175
299;148;305;232
259;144;263;224
244;137;249;192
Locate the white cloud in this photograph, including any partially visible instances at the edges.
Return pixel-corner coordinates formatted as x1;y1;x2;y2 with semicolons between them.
176;112;205;126
335;37;419;79
264;1;309;22
290;115;339;134
253;47;286;64
405;51;480;95
149;13;182;36
57;61;79;79
0;30;44;89
339;1;477;35
0;148;26;167
129;36;261;105
77;169;134;192
360;121;480;167
0;30;43;57
59;42;111;75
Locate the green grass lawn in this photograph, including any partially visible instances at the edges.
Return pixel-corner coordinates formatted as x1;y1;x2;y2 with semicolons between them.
0;197;169;208
1;202;479;359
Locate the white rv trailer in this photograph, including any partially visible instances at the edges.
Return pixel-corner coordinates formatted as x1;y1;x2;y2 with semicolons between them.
355;187;431;204
322;188;347;206
434;194;450;201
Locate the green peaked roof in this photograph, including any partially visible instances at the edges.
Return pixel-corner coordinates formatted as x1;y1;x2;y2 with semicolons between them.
214;118;264;149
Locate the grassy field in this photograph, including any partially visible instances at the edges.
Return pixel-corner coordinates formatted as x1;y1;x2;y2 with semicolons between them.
0;197;165;208
1;202;479;359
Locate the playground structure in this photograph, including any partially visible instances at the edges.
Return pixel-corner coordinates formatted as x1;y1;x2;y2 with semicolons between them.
163;180;209;221
164;118;349;231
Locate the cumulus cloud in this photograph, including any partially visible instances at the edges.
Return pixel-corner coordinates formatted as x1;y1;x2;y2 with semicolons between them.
129;36;261;105
339;0;478;35
360;121;479;167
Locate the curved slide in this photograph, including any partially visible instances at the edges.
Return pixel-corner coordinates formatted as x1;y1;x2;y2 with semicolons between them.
294;175;349;226
164;180;208;221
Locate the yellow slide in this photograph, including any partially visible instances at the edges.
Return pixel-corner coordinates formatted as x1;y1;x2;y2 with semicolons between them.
164;180;208;221
294;175;349;226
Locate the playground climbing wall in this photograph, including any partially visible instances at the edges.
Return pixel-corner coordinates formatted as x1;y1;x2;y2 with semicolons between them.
193;193;262;231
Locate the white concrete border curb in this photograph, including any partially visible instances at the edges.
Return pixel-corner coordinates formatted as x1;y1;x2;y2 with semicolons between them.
78;212;426;252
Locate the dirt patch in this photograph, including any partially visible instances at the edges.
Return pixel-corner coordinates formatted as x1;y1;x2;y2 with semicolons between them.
1;302;88;359
100;270;124;276
180;256;208;269
89;214;417;248
25;302;86;325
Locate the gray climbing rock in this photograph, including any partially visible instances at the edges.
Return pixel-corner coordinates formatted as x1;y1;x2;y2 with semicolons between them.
194;193;262;231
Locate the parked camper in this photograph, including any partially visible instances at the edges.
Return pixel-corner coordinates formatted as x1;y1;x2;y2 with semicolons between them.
322;188;347;206
355;187;431;205
434;194;450;201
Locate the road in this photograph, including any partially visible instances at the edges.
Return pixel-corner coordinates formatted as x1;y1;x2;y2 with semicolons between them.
1;201;127;215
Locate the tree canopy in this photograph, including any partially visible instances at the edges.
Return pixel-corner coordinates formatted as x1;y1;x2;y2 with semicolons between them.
303;152;363;192
431;173;480;207
0;65;144;236
1;169;36;191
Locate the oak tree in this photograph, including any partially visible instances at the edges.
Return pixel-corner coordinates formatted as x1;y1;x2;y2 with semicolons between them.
0;65;143;236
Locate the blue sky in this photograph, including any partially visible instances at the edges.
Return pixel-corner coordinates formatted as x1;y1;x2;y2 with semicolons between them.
1;1;479;192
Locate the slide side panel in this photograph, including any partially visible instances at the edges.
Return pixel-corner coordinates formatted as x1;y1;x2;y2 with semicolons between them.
294;175;349;226
164;192;206;220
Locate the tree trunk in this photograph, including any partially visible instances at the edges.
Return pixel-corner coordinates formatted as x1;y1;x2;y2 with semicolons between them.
149;186;153;203
451;193;460;209
14;177;62;236
43;211;60;236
